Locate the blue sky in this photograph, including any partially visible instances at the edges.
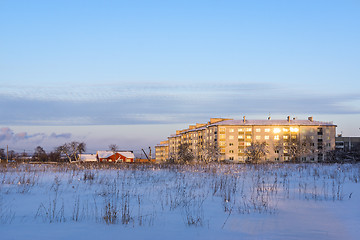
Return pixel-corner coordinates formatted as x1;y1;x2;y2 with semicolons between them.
1;0;360;155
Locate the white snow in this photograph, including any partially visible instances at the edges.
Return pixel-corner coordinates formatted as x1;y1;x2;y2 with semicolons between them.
0;163;359;240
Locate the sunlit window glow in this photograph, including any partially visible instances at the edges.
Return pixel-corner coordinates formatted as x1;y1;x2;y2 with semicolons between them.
290;127;299;132
273;128;281;133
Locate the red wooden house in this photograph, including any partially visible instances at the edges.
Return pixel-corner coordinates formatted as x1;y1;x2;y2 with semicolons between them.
96;151;135;163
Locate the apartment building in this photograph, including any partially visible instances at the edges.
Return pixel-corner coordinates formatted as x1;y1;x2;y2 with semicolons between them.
156;116;337;163
155;140;169;162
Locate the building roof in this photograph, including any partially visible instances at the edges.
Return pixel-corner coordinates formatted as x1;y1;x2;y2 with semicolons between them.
119;151;135;159
96;151;135;159
156;143;169;147
96;151;113;159
336;136;360;142
169;134;181;138
209;119;336;127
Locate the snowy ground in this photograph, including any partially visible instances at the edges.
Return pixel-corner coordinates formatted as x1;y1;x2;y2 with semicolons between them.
1;163;359;240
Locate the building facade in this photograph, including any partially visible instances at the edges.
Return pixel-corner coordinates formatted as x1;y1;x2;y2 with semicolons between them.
155;140;169;162
96;151;135;163
156;116;337;163
335;136;360;152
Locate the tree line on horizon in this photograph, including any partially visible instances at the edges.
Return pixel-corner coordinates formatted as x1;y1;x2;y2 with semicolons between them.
1;140;360;164
0;141;86;163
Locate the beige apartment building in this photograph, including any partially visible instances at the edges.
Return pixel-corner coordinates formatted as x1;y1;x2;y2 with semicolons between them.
155;116;337;163
155;140;169;162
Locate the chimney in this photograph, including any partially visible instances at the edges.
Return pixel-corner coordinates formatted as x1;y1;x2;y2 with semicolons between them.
308;116;313;122
287;116;291;122
243;116;246;123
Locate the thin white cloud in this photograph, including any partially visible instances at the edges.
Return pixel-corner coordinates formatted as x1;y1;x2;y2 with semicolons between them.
0;82;276;102
1;82;360;126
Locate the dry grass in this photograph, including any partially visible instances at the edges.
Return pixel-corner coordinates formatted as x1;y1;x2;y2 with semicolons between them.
0;162;359;227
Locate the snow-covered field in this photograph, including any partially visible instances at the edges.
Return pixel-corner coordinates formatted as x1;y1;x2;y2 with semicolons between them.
1;163;359;240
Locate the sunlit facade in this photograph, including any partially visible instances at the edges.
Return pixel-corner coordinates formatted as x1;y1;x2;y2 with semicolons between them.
156;116;337;163
155;140;169;162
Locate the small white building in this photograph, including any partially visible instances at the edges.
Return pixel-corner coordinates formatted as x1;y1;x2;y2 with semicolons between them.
79;154;97;162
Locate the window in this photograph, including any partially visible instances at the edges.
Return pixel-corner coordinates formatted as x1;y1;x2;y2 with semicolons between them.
246;135;251;139
238;135;244;139
246;128;252;132
283;135;289;139
265;128;270;132
274;135;280;140
229;157;234;160
256;136;261;140
229;136;234;140
274;150;280;154
229;143;234;146
245;142;251;146
238;128;244;132
229;129;234;132
273;128;281;134
275;157;280;161
238;149;244;153
290;127;299;133
229;150;234;153
219;134;225;139
317;128;323;135
256;128;261;132
265;136;270;140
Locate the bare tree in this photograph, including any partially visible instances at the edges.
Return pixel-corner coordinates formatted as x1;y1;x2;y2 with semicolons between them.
48;151;61;162
32;146;48;162
245;141;268;164
56;141;86;162
8;150;15;162
0;148;5;161
291;136;316;162
201;142;220;163
177;143;194;164
109;144;119;152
